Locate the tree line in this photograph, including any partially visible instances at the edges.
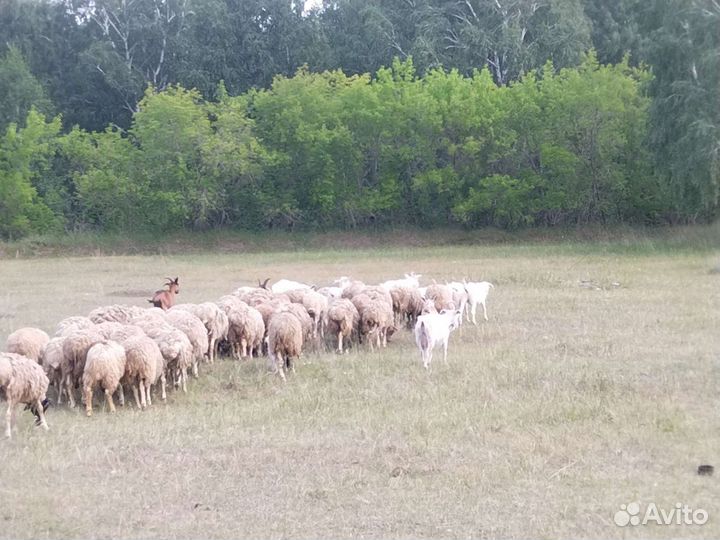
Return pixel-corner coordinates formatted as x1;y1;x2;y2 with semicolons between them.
0;0;717;238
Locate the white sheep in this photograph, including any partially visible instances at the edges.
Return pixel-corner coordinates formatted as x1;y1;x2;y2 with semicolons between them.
131;319;193;393
165;309;209;377
414;310;463;369
120;335;163;409
447;281;470;323
40;337;65;404
425;284;456;312
5;327;50;362
381;272;422;291
326;299;359;353
61;327;105;408
267;312;303;381
82;340;127;416
464;280;494;323
0;352;50;438
55;316;94;337
171;302;227;362
88;304;148;324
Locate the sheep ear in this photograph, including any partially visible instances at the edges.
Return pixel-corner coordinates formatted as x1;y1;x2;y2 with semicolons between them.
174;277;179;283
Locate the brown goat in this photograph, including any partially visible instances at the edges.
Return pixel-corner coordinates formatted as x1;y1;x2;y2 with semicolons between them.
149;277;180;310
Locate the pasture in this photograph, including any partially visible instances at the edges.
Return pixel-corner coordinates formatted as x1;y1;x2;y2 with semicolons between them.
0;232;718;539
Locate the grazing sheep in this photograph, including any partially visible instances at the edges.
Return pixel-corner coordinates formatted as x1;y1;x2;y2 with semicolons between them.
40;337;65;404
82;340;127;417
359;299;395;351
61;327;105;408
55;316;94;337
341;281;367;300
316;286;343;301
0;353;50;438
425;284;456;312
6;327;50;362
171;302;227;362
447;282;470;323
282;303;313;343
389;286;424;328
271;279;312;294
131;319;193;393
464;280;494;323
149;277;180;310
165;310;208;377
88;304;148;324
120;335;163;410
414;310;463;369
326;299;359;353
267;312;303;381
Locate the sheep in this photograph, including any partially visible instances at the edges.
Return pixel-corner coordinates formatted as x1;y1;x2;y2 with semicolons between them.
0;353;50;438
358;299;395;351
88;304;148;324
219;299;262;359
425;284;456;312
281;302;313;343
326;299;359;353
120;335;163;410
316;286;343;301
286;289;328;339
341;280;367;300
414;310;463;369
82;340;126;416
266;312;303;381
40;337;65;404
389;286;424;328
271;279;311;294
464;280;494;323
5;327;50;362
171;302;227;362
61;327;105;408
131;319;193;393
234;286;275;306
165;309;208;377
149;277;180;310
99;323;145;343
447;282;470;323
55;316;94;337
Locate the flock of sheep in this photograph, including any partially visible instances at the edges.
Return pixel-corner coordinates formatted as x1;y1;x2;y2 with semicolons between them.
0;273;493;439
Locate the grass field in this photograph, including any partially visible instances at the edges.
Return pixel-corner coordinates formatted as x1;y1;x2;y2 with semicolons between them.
0;228;718;539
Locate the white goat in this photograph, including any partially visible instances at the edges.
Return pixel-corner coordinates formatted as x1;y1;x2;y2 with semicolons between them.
380;272;422;291
464;281;494;324
414;310;462;369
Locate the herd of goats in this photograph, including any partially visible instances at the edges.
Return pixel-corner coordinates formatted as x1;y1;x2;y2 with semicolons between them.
0;273;494;438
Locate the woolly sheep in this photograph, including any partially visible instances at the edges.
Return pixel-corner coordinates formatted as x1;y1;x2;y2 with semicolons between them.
381;272;422;291
341;281;367;300
0;352;49;438
6;327;50;362
267;312;303;381
447;282;470;323
55;316;94;337
425;284;456;312
326;299;359;353
359;299;395;351
171;303;227;362
222;301;265;359
389;286;424;328
120;335;163;409
82;340;127;416
281;303;313;343
61;327;105;408
131;319;193;393
301;290;329;339
88;304;148;324
40;337;65;404
165;309;208;377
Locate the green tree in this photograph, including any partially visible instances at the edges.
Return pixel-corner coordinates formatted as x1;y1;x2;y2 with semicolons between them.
0;46;53;134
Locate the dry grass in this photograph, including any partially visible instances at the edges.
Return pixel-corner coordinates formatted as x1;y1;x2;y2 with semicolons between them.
0;237;718;539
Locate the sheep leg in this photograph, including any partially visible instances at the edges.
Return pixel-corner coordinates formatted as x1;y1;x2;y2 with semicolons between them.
5;402;13;438
84;385;93;417
35;399;49;431
208;338;216;363
146;382;152;407
116;384;125;407
181;368;187;393
139;380;147;410
105;388;116;413
132;383;142;410
65;375;76;408
192;359;199;378
159;373;167;401
337;332;343;354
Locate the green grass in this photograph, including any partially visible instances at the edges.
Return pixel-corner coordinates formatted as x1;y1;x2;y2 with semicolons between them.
0;230;718;539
